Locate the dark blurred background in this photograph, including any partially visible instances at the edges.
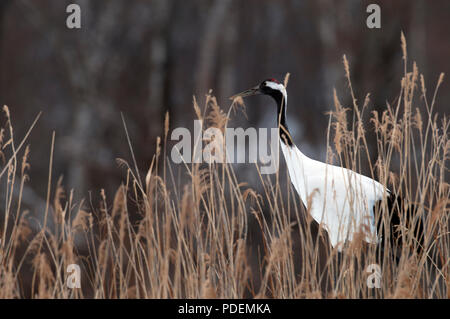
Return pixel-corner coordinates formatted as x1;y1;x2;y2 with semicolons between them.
0;0;449;213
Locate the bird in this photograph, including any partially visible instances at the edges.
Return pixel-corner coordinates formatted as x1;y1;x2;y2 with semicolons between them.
230;78;423;252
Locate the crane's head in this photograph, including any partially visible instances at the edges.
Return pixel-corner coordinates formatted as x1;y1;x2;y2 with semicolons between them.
230;78;287;104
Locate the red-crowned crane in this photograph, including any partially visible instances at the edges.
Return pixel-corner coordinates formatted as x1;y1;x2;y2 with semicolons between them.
231;78;422;251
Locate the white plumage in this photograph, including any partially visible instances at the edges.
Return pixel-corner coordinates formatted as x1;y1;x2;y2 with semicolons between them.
231;78;390;249
280;140;386;249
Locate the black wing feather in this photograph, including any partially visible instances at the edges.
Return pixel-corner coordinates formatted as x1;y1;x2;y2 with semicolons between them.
374;192;424;257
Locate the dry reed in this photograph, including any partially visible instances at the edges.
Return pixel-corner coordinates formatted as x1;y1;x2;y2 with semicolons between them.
0;38;448;298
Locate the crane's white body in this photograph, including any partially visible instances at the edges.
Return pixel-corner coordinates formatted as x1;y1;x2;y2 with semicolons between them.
232;79;390;249
280;141;387;249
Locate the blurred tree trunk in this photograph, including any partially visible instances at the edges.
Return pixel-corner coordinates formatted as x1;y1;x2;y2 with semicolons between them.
218;5;237;101
410;0;426;73
66;1;124;195
316;0;340;107
195;0;232;96
0;0;11;98
148;0;173;138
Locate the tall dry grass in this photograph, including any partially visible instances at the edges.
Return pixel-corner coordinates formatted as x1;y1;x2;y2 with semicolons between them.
0;37;448;298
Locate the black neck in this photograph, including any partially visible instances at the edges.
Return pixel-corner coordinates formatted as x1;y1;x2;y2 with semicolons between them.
270;91;293;146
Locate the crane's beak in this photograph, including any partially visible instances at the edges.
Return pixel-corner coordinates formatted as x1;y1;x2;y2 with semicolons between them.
229;85;260;100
